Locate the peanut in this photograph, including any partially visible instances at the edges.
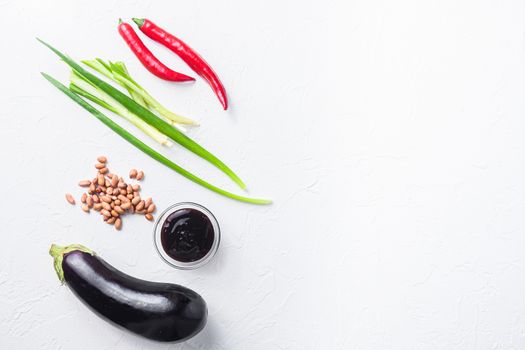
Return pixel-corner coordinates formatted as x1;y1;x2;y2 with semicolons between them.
78;180;91;187
131;196;141;205
135;200;145;211
146;204;156;214
65;193;75;205
114;206;125;214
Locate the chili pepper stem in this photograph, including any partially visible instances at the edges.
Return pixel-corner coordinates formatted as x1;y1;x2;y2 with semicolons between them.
132;18;144;27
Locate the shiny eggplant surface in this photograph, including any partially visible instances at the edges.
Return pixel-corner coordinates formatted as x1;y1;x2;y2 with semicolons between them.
49;244;207;342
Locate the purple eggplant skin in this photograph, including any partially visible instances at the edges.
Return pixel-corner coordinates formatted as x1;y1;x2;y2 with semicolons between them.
50;244;207;342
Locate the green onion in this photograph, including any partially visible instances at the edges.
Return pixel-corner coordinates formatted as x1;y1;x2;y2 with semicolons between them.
82;58;196;126
37;38;247;191
41;73;271;205
81;59;188;133
82;59;149;109
70;70;172;147
113;61;149;109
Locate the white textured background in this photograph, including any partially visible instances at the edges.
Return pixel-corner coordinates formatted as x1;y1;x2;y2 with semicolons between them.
1;0;525;349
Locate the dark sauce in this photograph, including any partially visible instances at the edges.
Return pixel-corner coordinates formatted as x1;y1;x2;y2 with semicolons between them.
160;208;215;262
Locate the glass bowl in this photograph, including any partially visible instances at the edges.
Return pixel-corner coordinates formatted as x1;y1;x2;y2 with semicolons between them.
153;202;220;270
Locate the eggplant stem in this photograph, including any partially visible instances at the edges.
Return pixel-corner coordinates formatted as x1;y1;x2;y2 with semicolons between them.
49;244;95;283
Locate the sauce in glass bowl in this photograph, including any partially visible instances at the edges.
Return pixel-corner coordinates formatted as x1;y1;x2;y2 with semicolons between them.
154;203;220;269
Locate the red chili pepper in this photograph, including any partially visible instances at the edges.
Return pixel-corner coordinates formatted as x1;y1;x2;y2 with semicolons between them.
117;20;194;82
133;18;229;110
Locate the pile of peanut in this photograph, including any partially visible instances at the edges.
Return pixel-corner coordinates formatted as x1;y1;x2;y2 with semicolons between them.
65;156;156;230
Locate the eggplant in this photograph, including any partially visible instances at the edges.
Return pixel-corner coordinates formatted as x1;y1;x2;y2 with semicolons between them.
49;244;207;342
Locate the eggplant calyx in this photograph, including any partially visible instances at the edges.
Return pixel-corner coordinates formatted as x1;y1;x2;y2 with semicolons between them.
49;244;95;283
